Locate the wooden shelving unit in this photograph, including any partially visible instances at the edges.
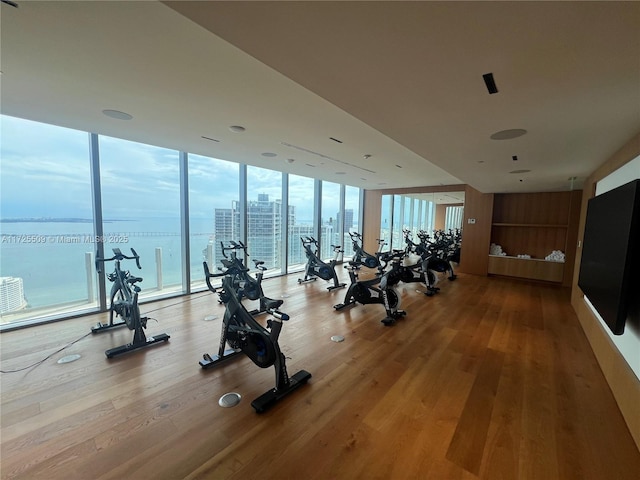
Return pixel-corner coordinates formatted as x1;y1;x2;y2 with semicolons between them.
489;191;581;284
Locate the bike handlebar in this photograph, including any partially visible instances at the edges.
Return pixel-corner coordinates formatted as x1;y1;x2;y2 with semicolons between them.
220;240;247;259
95;247;141;273
377;249;405;264
203;261;227;293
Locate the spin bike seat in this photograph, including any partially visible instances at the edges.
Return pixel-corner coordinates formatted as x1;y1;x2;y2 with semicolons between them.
263;296;284;310
127;276;143;284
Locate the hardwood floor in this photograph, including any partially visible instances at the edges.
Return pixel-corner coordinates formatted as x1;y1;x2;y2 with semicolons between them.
1;271;639;479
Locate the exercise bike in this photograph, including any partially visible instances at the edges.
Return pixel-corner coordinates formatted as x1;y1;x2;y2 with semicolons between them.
93;248;170;358
202;261;311;413
348;231;380;269
298;236;346;291
399;230;441;296
416;230;457;281
334;249;407;326
218;240;283;316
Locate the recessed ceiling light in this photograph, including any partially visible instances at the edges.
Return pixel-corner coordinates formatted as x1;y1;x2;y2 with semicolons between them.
509;169;531;174
261;152;277;157
329;137;343;143
395;164;402;168
305;163;315;167
490;129;527;140
286;158;295;164
102;109;132;120
229;125;245;133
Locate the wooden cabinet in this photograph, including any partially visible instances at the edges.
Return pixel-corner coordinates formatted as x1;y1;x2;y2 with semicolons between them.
488;255;565;282
489;191;582;285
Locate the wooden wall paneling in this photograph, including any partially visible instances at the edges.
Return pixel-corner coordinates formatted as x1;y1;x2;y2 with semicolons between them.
435;204;446;230
529;192;570;224
362;189;383;254
458;185;493;275
562;190;583;286
493;192;572;225
489;191;578;283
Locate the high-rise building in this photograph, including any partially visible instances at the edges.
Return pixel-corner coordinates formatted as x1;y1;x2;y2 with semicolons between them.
288;224;315;267
213;201;240;265
247;194;282;269
214;194;286;270
338;208;355;256
0;277;27;314
341;208;354;231
214;194;342;270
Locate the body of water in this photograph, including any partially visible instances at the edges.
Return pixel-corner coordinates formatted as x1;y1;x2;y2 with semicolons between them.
0;217;209;310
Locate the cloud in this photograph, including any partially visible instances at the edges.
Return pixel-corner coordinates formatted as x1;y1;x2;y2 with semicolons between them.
1;115;360;226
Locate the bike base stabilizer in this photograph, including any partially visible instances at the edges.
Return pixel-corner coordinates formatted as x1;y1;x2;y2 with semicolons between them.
105;333;170;358
199;349;243;369
251;370;312;413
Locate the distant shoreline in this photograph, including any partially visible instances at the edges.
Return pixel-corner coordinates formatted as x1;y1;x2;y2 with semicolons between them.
0;218;132;223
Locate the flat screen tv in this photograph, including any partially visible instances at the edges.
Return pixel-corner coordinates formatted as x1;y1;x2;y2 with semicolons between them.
578;179;640;335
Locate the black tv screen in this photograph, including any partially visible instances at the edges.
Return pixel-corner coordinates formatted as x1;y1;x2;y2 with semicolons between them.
578;179;640;335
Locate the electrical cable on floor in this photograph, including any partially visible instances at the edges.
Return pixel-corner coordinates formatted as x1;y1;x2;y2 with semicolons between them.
142;291;210;314
0;331;93;374
1;291;215;374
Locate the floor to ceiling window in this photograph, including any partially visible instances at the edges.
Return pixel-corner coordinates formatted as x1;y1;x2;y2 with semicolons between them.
0;116;95;325
98;135;181;300
287;174;315;272
188;153;239;289
391;194;403;250
425;199;436;234
445;205;464;232
380;194;393;248
403;197;414;238
320;181;341;261
246;165;283;274
0;114;362;329
342;185;360;258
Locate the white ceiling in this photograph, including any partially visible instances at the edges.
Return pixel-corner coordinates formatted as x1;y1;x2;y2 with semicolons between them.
1;1;639;193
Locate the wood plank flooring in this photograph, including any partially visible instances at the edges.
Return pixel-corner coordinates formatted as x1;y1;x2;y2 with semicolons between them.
1;270;639;479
